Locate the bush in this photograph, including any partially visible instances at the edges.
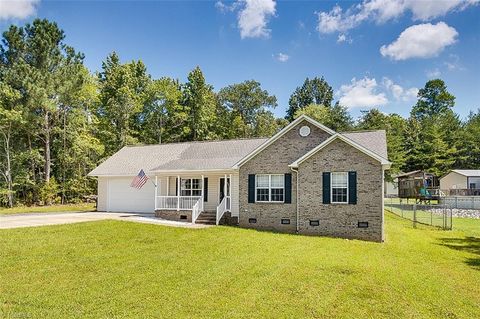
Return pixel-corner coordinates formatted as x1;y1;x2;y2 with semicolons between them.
39;177;60;205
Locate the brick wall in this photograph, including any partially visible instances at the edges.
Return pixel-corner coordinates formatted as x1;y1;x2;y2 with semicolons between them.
297;139;384;242
239;119;331;232
155;210;192;222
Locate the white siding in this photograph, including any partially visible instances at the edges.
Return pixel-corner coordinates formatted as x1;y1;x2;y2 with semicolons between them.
97;177;108;211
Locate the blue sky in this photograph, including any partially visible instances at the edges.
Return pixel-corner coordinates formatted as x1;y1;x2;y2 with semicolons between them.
1;0;479;120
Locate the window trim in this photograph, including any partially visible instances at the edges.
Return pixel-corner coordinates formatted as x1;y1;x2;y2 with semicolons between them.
180;178;202;197
255;174;285;203
330;172;349;204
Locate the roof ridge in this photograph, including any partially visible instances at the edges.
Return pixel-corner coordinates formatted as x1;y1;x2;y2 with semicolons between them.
341;129;386;133
123;137;269;148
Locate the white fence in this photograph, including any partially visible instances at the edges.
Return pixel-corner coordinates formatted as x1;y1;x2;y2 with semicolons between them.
440;196;480;210
156;196;203;211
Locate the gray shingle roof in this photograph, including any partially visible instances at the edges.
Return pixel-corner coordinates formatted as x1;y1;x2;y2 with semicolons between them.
341;130;388;160
88;138;268;176
89;126;389;176
451;169;480;177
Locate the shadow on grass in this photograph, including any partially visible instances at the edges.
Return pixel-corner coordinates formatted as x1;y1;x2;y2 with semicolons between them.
439;236;480;270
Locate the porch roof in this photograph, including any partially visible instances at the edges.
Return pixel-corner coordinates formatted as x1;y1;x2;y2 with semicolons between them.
88;138;268;176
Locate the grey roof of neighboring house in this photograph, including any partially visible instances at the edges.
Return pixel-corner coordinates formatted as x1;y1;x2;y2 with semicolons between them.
341;130;388;160
88;138;268;176
451;169;480;177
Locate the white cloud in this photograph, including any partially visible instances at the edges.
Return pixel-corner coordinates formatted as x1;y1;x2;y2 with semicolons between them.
426;68;442;78
0;0;39;20
274;52;289;62
407;0;479;20
444;54;464;71
338;77;388;108
316;0;479;34
380;22;458;60
337;33;352;44
238;0;276;39
382;77;418;101
215;1;238;13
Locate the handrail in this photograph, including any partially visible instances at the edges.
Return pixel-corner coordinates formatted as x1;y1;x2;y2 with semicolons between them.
216;197;227;225
192;197;202;224
155;196;202;211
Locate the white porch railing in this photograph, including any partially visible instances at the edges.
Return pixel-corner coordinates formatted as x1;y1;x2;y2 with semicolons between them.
155;196;203;211
216;197;227;225
216;196;231;225
192;198;202;224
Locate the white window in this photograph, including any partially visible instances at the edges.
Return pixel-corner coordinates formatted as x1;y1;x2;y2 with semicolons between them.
331;172;348;203
256;174;284;202
181;178;201;197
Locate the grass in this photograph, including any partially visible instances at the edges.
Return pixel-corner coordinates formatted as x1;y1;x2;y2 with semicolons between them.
0;203;95;215
1;213;479;318
386;204;480;232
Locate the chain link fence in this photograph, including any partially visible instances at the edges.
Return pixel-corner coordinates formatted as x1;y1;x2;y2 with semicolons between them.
384;197;452;230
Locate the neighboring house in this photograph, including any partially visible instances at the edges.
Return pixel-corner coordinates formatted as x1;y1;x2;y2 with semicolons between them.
440;170;480;195
89;115;391;242
384;176;399;197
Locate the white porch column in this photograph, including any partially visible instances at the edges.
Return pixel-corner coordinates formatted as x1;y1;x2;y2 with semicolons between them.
201;175;204;211
166;176;169;196
224;174;227;204
154;176;158;210
177;175;180;211
229;173;232;211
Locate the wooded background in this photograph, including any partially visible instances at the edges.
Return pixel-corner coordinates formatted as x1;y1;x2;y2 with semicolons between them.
1;19;479;207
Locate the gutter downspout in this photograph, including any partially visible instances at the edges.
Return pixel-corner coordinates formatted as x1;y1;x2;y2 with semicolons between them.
290;166;299;233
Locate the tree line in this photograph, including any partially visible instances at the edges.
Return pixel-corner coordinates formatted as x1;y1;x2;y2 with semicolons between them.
0;19;478;207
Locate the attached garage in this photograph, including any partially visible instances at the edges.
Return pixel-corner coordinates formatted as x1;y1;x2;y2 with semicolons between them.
97;176;155;213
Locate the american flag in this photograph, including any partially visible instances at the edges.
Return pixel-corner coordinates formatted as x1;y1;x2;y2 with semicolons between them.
130;169;149;189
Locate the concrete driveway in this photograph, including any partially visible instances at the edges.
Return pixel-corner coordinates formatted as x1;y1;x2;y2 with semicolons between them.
0;212;212;229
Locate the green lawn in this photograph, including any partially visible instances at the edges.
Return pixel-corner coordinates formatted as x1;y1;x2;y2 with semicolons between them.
0;203;95;215
1;213;479;318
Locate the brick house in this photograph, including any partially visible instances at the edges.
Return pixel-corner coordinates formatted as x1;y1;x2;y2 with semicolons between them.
89;115;391;242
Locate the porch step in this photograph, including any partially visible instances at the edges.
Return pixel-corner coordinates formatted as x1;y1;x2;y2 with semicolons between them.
195;211;216;225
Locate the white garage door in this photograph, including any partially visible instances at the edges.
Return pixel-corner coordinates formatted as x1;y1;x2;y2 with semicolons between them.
107;178;155;213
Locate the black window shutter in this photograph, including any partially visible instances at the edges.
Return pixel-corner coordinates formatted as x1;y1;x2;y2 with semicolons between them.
284;173;292;203
203;178;208;202
322;172;331;204
348;171;357;204
175;178;178;196
248;174;255;203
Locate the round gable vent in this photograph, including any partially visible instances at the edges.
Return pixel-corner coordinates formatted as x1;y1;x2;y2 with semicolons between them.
299;125;311;137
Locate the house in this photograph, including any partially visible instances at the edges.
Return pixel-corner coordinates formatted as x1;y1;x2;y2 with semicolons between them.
384;176;399;197
88;115;391;242
440;170;480;196
396;170;438;199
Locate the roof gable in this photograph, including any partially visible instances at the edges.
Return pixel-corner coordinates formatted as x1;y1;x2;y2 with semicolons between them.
289;133;391;168
233;115;336;168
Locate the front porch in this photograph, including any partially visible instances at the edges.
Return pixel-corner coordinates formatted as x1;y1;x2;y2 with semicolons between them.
153;172;236;225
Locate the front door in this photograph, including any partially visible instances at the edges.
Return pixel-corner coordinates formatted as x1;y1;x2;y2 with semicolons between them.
218;177;230;210
219;177;231;202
